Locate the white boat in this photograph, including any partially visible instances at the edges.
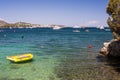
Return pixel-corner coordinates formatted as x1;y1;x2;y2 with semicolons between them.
97;26;104;29
85;29;90;32
73;30;80;32
53;26;61;30
73;25;80;28
105;28;110;31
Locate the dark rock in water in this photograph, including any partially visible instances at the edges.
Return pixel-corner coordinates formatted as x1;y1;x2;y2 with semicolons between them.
21;35;24;39
96;55;107;62
100;39;120;57
108;40;120;57
106;57;120;73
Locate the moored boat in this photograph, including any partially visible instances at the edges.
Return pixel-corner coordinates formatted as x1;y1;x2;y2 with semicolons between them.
6;53;33;62
73;30;80;32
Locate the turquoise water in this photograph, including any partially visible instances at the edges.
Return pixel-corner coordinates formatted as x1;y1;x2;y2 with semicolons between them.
0;28;119;80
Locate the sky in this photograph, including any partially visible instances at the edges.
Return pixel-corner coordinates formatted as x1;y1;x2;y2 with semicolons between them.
0;0;109;27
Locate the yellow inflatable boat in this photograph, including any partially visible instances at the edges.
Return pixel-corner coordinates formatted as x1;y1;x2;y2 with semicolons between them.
6;53;33;62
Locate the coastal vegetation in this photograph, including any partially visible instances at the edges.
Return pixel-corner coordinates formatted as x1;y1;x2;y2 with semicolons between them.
107;0;120;40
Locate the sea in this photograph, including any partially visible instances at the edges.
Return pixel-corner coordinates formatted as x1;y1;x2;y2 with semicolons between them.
0;27;120;80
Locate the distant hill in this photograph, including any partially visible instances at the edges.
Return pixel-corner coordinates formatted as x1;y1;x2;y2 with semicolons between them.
0;20;9;27
0;19;65;28
14;22;32;27
0;20;32;28
15;22;31;25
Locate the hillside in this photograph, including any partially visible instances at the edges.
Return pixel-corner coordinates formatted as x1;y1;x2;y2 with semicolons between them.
0;20;9;27
0;19;65;28
0;20;32;28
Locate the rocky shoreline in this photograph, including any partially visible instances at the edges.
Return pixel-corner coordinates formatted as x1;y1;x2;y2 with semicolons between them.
100;39;120;57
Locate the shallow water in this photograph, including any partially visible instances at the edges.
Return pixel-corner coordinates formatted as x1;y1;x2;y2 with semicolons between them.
0;28;120;80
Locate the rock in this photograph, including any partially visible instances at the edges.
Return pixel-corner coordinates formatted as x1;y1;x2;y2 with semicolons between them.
108;40;120;57
100;42;110;56
104;42;110;48
100;39;120;57
100;47;108;56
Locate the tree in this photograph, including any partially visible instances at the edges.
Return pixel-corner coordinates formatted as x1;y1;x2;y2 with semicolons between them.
107;0;120;40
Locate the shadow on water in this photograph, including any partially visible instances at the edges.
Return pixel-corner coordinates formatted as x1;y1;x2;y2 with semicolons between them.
54;58;84;80
54;53;101;80
105;56;120;73
96;55;107;62
9;59;34;64
97;54;120;73
8;59;34;70
54;53;120;80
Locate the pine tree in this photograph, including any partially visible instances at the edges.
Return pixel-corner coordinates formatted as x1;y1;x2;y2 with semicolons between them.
107;0;120;40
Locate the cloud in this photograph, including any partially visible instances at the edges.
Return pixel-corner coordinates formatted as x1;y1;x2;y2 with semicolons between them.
84;20;100;27
88;20;99;24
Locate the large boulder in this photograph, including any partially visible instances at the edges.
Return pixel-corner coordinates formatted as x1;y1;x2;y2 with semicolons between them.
100;42;110;56
108;40;120;57
100;39;120;57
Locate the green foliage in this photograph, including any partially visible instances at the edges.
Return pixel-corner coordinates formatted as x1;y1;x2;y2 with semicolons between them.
107;0;120;40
